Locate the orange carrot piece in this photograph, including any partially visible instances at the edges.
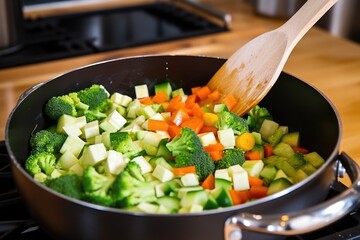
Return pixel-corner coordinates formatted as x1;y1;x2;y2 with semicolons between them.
173;165;196;176
201;173;215;190
181;117;204;133
191;86;201;94
222;94;237;110
248;176;264;187
139;97;153;105
191;103;204;118
204;142;225;152
208;150;223;161
168;124;181;139
147;119;169;131
293;146;309;154
168;108;190;126
196;86;212;100
229;190;243;205
208;89;221;101
152;91;168;104
264;144;274;157
185;94;198;109
199;125;218;136
238;190;251;203
166;95;185;112
245;150;262;160
249;185;268;199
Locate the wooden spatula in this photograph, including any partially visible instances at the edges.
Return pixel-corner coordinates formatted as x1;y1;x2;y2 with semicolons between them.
207;0;338;116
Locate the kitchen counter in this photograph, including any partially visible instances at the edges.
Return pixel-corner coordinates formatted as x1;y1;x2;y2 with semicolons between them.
1;0;360;172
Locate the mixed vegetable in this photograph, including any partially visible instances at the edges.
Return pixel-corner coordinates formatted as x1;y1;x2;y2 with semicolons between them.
25;82;325;213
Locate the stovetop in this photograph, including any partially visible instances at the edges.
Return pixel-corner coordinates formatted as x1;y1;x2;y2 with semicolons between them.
0;2;228;69
1;140;359;240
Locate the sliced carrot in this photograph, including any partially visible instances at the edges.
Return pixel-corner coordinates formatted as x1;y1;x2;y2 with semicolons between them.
185;94;198;109
249;185;268;199
229;190;243;205
238;190;251;203
248;176;264;187
199;125;218;136
191;103;204;118
245;150;262;160
191;86;201;94
203;112;218;127
201;173;215;190
208;150;223;161
168;108;190;126
139;97;153;105
152;91;168;104
147;119;169;131
173;165;196;176
204;142;225;152
222;94;237;110
264;144;274;157
208;89;221;101
181;117;204;134
293;146;309;154
236;132;255;151
196;86;212;100
166;95;185;112
168;124;181;139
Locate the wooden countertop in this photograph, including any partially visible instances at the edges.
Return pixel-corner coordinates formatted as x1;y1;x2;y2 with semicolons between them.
1;0;360;171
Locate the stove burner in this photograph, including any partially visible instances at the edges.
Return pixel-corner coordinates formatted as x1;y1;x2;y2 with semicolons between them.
0;2;228;69
0;140;359;239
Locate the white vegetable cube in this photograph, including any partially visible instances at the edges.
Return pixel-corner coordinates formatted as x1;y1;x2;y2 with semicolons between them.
100;110;126;132
242;160;264;177
198;132;217;147
189;204;204;213
140;105;157;119
58;150;79;170
214;169;231;181
51;169;66;178
131;156;153;174
181;173;199;187
135;84;149;99
229;165;250;191
60;135;86;158
81;143;108;167
110;92;132;107
142;131;164;147
56;114;77;133
152;164;174;182
156;130;171;140
127;99;141;119
62;124;82;137
69;162;84;176
155;183;166;198
83;120;100;139
137;202;158;214
150;113;165;121
101;132;111;148
217;128;236;148
105;150;126;175
74;116;87;128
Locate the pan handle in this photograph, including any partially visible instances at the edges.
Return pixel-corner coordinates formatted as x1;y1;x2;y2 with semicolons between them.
224;152;360;239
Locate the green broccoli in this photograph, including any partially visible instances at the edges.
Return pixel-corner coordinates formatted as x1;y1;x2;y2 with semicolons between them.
25;152;57;176
45;174;83;200
110;132;140;157
44;95;77;120
112;161;156;208
77;84;110;110
166;127;215;181
246;105;273;132
82;166;115;207
29;129;67;155
215;148;245;170
215;111;249;135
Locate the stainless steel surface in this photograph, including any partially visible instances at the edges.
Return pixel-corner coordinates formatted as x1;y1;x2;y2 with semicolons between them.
250;0;306;19
0;0;24;55
224;152;360;239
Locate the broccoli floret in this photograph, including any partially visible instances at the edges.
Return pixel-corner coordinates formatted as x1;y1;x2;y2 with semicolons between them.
112;161;156;208
166;128;215;181
45;174;83;200
29;129;67;155
83;166;115;207
25;152;56;176
44;95;77;120
166;127;203;156
246;105;273;132
215;111;249;135
77;84;110;110
110;132;140;157
215;148;245;170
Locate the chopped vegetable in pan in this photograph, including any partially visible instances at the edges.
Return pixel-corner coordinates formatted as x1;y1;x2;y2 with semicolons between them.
25;82;325;213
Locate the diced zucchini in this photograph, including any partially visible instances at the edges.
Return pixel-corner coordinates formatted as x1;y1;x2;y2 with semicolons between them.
100;110;127;132
137;202;158;213
304;152;325;168
251;132;263;145
58;150;79;170
152;164;174;182
155;81;172;100
131;156;153;174
110;92;132;107
177;186;203;198
105;150;125;175
81;143;108;167
62;124;82;137
267;177;293;195
273;142;294;158
217;128;236;148
149;156;173;171
68;162;84;176
142;131;164;147
198;132;217;147
259;119;279;142
171;88;185;98
251;144;264;159
126;99;141;119
83;120;100;139
268;127;284;146
301;162;317;175
156;138;172;159
242;160;264;177
263;155;287;167
274;169;293;183
181;173;199;187
292;169;308;184
259;165;277;185
203;196;219;210
287;152;306;169
60;135;86;158
275;160;297;177
135;84;149;99
211;188;233;207
180;189;208;208
281;132;300;147
157;196;181;211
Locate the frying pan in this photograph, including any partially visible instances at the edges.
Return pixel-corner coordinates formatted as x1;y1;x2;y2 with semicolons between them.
5;55;360;240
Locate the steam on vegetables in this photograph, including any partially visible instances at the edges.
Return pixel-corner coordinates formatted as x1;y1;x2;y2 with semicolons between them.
25;82;325;213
